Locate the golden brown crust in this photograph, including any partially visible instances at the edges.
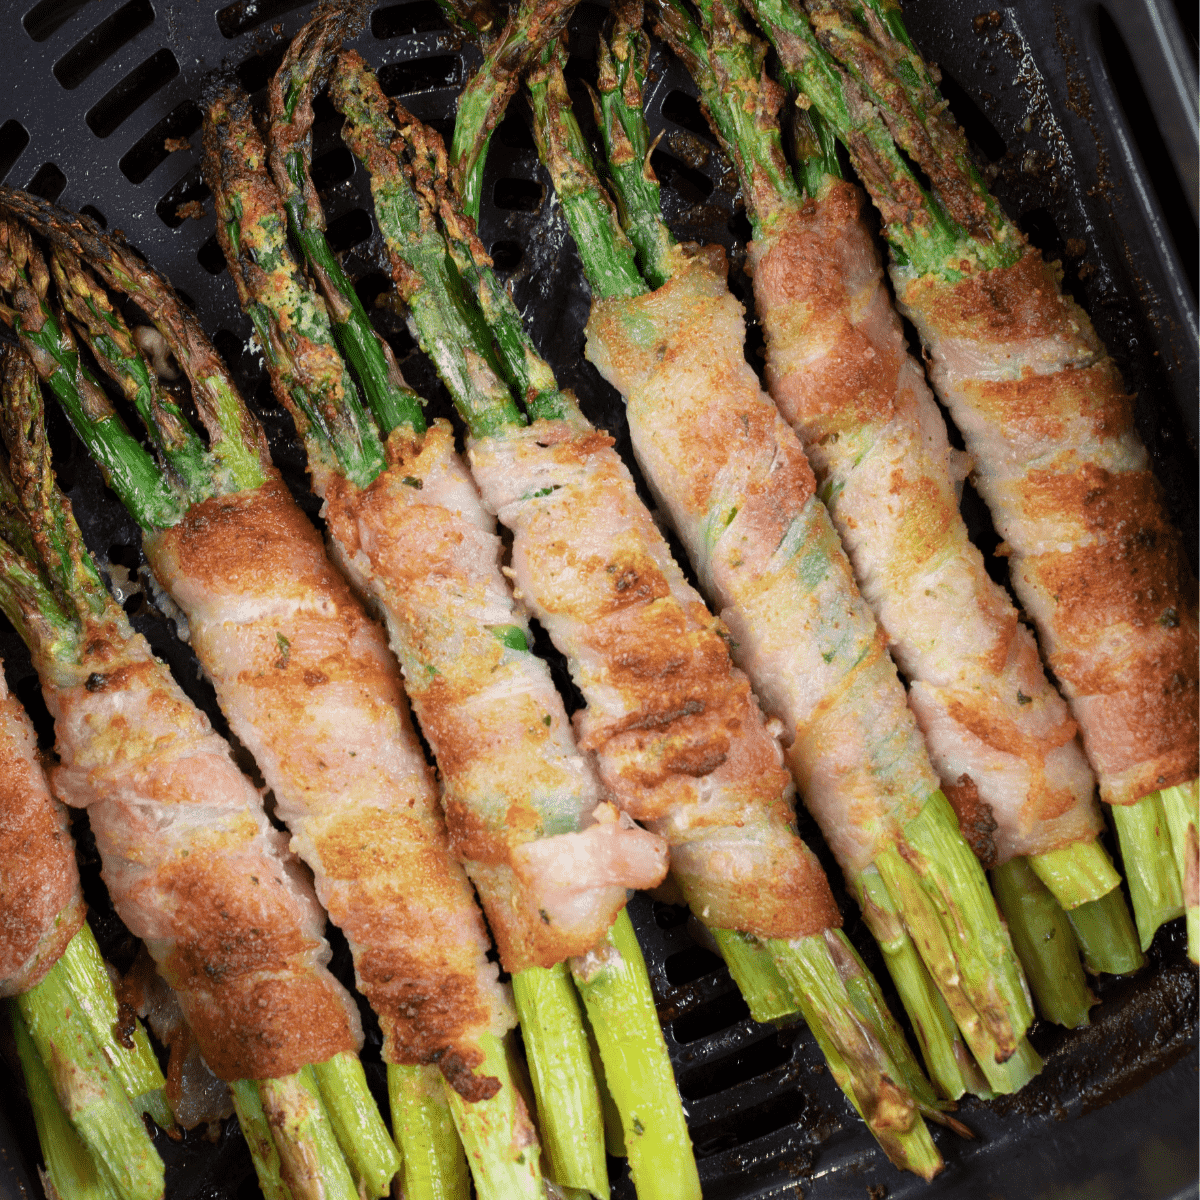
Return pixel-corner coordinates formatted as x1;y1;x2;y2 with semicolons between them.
0;686;85;995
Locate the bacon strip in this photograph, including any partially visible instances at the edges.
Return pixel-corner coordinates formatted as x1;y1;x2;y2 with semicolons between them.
43;616;361;1082
585;246;938;879
470;417;840;940
323;421;667;972
0;667;85;996
749;183;1102;865
892;247;1199;806
143;477;514;1094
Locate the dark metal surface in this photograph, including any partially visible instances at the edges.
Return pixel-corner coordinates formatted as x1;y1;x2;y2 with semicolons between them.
0;0;1195;1196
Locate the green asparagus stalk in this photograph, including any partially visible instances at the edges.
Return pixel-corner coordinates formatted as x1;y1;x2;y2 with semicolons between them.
1066;886;1146;977
531;27;1035;1100
312;1053;402;1197
266;7;427;438
1111;796;1185;951
448;0;580;221
571;912;701;1200
229;1080;292;1200
10;1003;123;1200
333;50;703;1197
388;1065;471;1200
991;858;1094;1029
1160;781;1199;959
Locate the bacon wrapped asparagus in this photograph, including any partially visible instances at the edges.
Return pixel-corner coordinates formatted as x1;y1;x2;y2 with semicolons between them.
205;40;671;1195
649;0;1143;1020
0;201;548;1197
0;656;175;1200
522;29;1047;1100
745;0;1199;960
331;43;965;1182
0;341;402;1198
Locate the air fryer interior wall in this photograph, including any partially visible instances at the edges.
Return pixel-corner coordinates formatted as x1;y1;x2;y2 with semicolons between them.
0;1;1195;1197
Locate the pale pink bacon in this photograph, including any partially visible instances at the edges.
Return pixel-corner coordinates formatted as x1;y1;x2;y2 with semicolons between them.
320;419;667;973
43;613;361;1083
143;476;514;1097
0;665;85;996
892;247;1198;807
585;246;938;880
749;182;1101;865
469;417;840;940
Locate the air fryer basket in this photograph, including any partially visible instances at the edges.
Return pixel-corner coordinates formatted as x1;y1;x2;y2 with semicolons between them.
0;1;1195;1197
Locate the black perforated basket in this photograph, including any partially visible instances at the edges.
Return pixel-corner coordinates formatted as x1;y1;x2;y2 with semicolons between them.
0;2;1195;1198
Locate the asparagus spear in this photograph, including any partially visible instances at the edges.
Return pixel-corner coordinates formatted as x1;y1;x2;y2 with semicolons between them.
0;219;399;1200
746;0;1198;961
206;72;606;1200
650;0;1142;1004
333;50;706;1196
529;30;1037;1099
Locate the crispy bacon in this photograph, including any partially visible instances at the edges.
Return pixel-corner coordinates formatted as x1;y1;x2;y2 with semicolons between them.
0;667;85;996
143;476;514;1092
748;182;1101;863
893;247;1199;805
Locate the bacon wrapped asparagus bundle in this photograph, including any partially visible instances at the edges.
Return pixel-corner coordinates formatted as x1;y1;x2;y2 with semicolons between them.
0;344;403;1199
522;30;1046;1099
206;41;672;1195
649;0;1143;1019
0;657;174;1200
331;45;965;1183
744;0;1199;960
0;202;540;1198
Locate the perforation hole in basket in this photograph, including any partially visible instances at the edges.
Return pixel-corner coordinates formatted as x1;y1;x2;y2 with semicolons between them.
23;0;94;43
650;145;713;203
311;145;356;191
371;1;451;39
670;990;751;1044
325;208;373;253
87;48;180;139
25;161;66;201
493;177;543;213
197;234;227;275
216;0;313;39
664;943;725;987
379;55;463;95
120;100;202;184
156;167;209;228
690;1090;817;1160
53;0;155;90
0;121;30;183
660;89;718;145
489;240;523;272
79;204;107;228
494;108;537;152
678;1030;799;1101
236;43;290;96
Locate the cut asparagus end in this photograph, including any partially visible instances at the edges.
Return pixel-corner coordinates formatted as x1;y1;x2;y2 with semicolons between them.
257;1067;360;1200
570;910;700;1200
991;857;1094;1029
388;1064;471;1200
1066;885;1145;977
55;926;169;1112
15;955;165;1200
10;1002;124;1200
875;791;1035;1090
711;928;800;1024
1160;780;1199;963
1027;838;1122;910
765;930;946;1180
857;867;991;1100
1111;793;1185;950
512;963;610;1199
443;1032;544;1200
311;1052;401;1197
230;1079;293;1200
980;1036;1042;1094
